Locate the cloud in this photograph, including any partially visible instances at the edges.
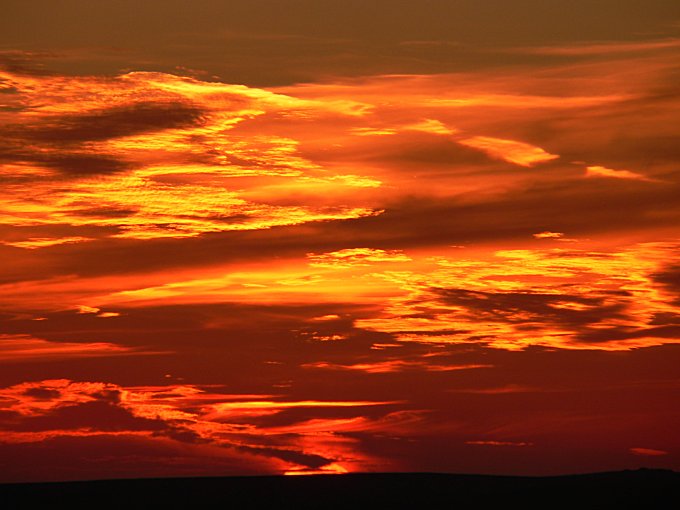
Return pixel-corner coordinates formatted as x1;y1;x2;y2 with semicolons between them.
0;434;281;482
204;399;397;420
465;440;533;447
517;38;680;57
2;101;205;145
310;314;342;321
630;447;668;456
1;46;679;253
457;136;559;167
307;248;411;268
1;37;680;479
0;236;93;249
355;242;680;351
405;118;457;135
0;50;55;76
533;231;564;239
447;384;537;395
0;380;124;416
76;305;100;314
350;119;456;137
0;379;406;478
0;70;382;242
0;149;132;176
12;400;167;433
0;334;158;363
651;264;680;305
585;165;655;181
303;360;491;373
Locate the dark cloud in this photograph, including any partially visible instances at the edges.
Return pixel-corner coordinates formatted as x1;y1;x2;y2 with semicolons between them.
9;152;130;175
652;265;680;305
309;132;495;169
10;401;167;433
22;388;61;400
67;206;139;218
0;410;22;426
575;325;680;344
0;101;205;175
0;172;676;283
0;434;274;482
237;445;331;470
0;142;131;176
1;101;205;144
326;180;680;248
434;288;625;328
154;426;206;444
650;312;680;326
0;50;55;76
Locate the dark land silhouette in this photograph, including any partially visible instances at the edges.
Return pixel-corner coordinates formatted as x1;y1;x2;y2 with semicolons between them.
1;469;678;508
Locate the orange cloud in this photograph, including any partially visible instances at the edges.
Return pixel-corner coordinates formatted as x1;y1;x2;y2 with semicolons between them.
73;305;119;317
585;165;655;182
404;119;457;135
533;232;579;243
0;335;156;363
303;360;491;373
0;379;404;475
307;248;411;268
4;240;677;354
204;399;397;420
309;314;342;321
458;136;559;167
0;70;381;242
355;242;680;351
448;384;537;395
0;379;125;416
533;231;564;239
1;37;680;479
0;236;93;249
76;305;100;314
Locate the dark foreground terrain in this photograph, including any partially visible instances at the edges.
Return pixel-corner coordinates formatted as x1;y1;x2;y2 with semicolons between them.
2;469;678;508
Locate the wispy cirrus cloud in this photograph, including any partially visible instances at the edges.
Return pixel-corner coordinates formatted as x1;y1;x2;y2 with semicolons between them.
513;38;680;56
630;447;668;456
307;248;411;268
0;334;161;363
457;136;559;167
0;237;93;249
303;360;491;373
585;165;657;182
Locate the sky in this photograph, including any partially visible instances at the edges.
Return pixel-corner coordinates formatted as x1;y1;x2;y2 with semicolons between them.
1;0;680;482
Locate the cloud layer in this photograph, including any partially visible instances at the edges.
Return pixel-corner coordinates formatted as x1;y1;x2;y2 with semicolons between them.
1;32;680;481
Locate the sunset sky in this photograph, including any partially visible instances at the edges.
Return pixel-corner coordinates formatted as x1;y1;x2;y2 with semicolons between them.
1;0;680;482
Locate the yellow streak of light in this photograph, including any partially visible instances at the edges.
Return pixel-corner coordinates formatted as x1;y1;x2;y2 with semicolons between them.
458;136;559;167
